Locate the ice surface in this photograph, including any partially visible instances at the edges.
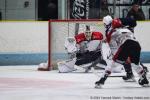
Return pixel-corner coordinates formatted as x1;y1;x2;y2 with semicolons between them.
0;64;150;100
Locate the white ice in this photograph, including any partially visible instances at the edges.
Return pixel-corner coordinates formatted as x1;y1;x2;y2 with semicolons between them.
0;64;150;100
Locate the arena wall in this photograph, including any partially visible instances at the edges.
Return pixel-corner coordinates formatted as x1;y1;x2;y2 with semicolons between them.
0;21;149;65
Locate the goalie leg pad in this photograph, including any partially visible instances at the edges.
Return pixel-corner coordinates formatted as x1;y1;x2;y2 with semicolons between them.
57;59;76;73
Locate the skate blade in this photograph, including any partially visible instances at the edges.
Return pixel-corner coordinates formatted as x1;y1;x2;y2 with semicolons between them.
142;84;150;87
95;84;102;89
84;69;90;73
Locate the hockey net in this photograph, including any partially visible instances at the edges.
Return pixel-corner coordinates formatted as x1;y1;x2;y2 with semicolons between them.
39;19;105;71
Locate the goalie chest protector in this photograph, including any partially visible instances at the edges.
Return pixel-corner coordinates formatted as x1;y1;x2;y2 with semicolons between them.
75;32;103;44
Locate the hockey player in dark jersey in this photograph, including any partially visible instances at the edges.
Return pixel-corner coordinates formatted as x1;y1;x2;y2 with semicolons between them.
95;17;149;88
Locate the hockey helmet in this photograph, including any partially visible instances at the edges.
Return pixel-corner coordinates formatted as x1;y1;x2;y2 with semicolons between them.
112;18;122;29
103;15;113;26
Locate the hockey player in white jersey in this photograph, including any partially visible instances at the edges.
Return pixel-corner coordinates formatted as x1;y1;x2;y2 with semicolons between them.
119;17;149;77
102;15;148;82
95;17;149;88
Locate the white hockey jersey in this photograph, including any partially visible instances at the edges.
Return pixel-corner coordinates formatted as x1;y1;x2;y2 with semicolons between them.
107;27;136;55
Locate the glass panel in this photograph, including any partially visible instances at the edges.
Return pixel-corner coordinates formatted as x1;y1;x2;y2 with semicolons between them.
68;0;150;20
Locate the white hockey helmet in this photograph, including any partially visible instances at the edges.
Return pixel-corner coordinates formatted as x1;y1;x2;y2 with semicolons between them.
103;15;113;26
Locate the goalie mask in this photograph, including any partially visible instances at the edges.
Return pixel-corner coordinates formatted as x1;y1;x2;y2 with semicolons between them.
85;25;92;40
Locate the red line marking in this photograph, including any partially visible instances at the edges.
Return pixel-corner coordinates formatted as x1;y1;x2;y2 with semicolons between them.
0;77;76;89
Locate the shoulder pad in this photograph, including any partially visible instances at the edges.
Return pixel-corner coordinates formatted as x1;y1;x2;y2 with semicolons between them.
117;28;132;33
75;33;86;44
91;32;103;40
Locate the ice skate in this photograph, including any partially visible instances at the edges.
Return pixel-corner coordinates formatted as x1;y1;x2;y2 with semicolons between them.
138;74;149;87
95;81;103;88
95;79;104;88
122;72;136;82
95;74;108;88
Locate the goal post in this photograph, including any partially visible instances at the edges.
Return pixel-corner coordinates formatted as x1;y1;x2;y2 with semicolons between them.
42;19;105;71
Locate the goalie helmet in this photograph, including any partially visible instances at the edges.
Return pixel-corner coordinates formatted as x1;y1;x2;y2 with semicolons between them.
103;15;113;27
84;25;92;40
